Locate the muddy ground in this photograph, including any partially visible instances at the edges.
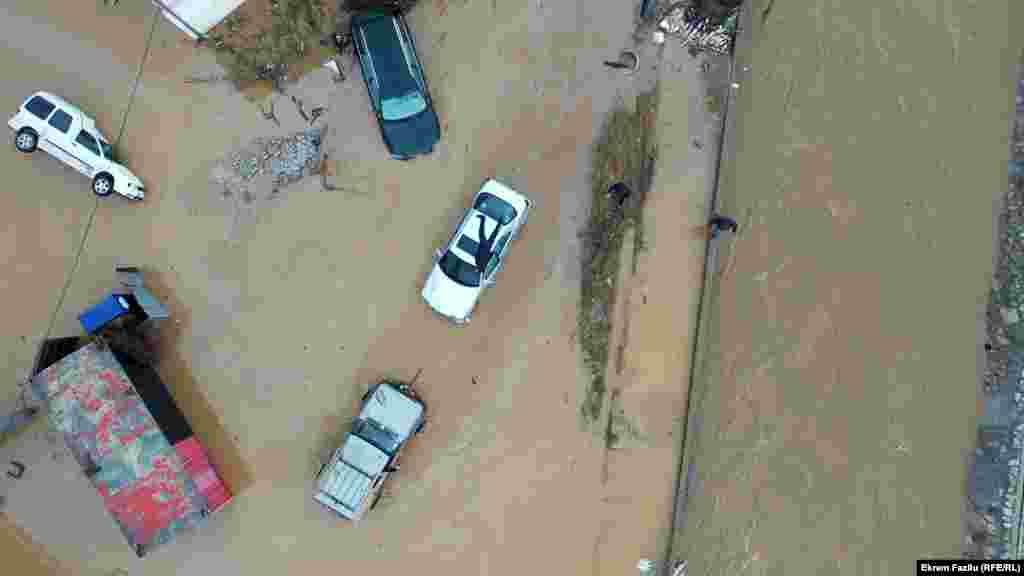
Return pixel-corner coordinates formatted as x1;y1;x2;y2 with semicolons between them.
672;0;1024;573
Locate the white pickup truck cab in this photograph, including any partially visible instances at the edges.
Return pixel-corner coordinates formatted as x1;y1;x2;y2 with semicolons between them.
314;380;426;521
9;91;145;199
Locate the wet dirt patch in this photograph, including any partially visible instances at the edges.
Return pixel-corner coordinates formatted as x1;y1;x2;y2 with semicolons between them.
604;389;647;451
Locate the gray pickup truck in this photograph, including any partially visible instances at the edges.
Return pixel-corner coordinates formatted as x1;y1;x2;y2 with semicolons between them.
313;380;426;521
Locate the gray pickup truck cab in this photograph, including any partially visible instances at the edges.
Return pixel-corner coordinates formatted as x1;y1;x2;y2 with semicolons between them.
314;380;426;521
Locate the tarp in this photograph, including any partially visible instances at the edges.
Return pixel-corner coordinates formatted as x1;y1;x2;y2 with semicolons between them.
153;0;248;39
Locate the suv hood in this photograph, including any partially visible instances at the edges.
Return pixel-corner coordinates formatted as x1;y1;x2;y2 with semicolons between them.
421;264;481;323
109;162;142;184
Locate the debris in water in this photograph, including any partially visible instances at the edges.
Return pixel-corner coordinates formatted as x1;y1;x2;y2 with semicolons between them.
1002;307;1021;326
655;3;738;56
291;95;310;124
212;127;326;200
603;51;639;73
323;59;344;83
7;460;26;479
260;99;281;127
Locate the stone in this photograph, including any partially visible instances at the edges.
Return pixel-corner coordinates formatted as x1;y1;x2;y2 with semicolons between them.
1002;307;1021;325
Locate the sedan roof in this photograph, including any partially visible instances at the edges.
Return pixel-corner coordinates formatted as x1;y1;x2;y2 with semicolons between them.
450;210;503;267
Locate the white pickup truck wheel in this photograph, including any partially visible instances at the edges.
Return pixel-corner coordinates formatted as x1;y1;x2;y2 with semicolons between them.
14;128;37;153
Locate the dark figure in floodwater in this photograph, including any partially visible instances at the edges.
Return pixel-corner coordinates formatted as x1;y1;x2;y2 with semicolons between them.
607;182;633;209
708;214;738;239
603;60;631;70
475;214;502;269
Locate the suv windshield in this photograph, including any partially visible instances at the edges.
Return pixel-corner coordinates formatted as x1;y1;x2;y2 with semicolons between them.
382;91;427;121
438;250;481;287
98;138;113;160
474;192;518;225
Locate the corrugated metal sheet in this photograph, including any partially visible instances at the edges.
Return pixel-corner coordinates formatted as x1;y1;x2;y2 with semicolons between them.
317;436;388;517
131;287;169;321
154;0;247;38
30;342;228;556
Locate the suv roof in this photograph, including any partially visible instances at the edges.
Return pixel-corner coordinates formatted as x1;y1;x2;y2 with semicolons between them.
355;13;418;100
28;91;104;137
30;91;76;112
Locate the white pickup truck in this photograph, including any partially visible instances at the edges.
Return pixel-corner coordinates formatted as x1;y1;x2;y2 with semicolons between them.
314;380;426;521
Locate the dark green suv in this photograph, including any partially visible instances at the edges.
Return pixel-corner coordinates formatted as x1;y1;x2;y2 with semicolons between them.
351;11;441;160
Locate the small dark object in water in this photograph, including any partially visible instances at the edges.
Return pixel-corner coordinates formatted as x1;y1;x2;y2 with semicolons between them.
7;460;26;479
708;214;739;239
291;96;310;123
607;182;633;208
603;51;639;72
260;100;281;127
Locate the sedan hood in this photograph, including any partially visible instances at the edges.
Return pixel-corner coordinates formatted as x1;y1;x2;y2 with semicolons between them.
382;108;440;159
421;265;481;324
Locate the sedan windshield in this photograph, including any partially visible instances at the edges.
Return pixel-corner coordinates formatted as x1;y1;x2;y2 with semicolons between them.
438;250;481;287
382;91;427;121
474;192;518;225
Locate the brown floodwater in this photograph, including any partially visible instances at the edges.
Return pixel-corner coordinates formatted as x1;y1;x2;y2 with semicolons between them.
673;0;1024;573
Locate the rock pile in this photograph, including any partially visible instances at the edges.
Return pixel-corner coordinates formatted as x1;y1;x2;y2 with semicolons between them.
970;354;1024;558
230;128;323;186
214;127;324;202
985;80;1024;394
970;72;1024;559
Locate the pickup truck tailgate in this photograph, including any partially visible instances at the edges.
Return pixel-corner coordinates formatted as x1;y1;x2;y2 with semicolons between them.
316;435;389;518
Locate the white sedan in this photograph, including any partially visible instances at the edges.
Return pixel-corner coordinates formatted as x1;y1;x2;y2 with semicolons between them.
422;178;533;324
9;91;145;199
